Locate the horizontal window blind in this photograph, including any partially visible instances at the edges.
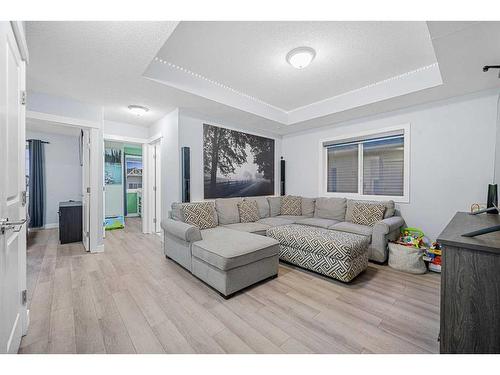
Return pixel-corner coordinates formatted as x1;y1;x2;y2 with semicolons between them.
326;144;358;193
362;136;404;196
324;131;406;197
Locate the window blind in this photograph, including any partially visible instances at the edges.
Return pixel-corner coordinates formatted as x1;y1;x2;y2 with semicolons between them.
362;136;404;196
326;144;358;193
325;131;405;197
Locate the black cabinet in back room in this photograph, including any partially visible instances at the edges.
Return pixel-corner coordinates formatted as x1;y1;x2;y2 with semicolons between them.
58;201;82;244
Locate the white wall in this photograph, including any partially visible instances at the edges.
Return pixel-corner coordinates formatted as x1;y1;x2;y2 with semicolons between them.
27;130;83;227
282;92;500;241
103;120;149;140
151;109;180;223
28;91;102;123
178;113;283;203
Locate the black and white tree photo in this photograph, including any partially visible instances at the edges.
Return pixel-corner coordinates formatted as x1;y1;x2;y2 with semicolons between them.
203;124;275;198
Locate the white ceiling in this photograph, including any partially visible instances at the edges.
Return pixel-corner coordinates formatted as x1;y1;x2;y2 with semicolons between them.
26;21;180;127
26;21;500;136
154;21;437;111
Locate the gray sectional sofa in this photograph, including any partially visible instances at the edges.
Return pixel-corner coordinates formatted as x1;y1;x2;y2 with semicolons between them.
162;195;404;297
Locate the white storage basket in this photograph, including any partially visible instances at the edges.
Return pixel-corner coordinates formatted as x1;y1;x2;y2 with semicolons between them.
388;243;427;274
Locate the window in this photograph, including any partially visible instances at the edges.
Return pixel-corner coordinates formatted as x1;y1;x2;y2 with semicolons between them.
326;144;358;193
322;125;409;202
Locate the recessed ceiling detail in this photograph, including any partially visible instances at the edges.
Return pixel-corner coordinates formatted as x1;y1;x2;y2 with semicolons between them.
153;57;282;109
144;59;442;126
26;21;500;135
144;21;443;125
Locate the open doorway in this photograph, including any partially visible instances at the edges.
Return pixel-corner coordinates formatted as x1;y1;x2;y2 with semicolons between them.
25;121;89;250
104;141;143;231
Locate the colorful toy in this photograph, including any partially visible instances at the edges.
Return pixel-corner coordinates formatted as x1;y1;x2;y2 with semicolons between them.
424;241;442;272
105;215;125;230
396;227;425;248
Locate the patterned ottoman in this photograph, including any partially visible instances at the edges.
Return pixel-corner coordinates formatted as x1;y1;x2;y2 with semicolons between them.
266;224;370;282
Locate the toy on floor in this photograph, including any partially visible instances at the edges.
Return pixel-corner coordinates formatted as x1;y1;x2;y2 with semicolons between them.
105;215;125;230
424;242;442;272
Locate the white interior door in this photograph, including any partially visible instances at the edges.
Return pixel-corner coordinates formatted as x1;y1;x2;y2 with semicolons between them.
0;22;28;354
82;129;90;251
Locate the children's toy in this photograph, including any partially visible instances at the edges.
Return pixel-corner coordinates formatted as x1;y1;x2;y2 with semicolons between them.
105;215;125;230
388;227;428;274
395;227;425;248
424;242;442;273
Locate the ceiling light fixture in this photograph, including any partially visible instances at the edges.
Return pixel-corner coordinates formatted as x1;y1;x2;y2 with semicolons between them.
128;105;149;116
286;47;316;69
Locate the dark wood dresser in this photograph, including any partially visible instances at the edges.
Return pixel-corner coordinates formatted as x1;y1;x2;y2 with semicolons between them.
58;201;82;244
437;212;500;353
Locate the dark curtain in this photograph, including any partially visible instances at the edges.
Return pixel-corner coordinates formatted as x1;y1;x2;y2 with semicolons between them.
28;140;45;228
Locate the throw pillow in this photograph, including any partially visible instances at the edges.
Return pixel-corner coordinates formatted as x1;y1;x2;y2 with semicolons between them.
181;202;217;230
350;202;386;226
280;195;302;216
238;200;260;223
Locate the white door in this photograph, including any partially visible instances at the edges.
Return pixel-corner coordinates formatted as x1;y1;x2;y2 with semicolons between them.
0;22;28;354
82;129;90;251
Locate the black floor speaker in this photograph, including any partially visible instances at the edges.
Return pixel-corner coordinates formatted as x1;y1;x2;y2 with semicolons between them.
280;157;285;196
181;147;190;202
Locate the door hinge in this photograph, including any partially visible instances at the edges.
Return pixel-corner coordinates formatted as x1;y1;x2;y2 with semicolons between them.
86;231;89;238
20;91;26;106
153;186;157;191
21;191;27;207
86;187;90;193
153;218;157;224
21;289;27;305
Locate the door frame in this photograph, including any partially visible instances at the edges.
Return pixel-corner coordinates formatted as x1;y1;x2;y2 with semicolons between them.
148;136;162;233
26;111;104;253
103;134;149;233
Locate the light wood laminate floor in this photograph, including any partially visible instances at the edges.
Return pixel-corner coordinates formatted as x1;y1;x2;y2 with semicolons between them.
20;218;441;354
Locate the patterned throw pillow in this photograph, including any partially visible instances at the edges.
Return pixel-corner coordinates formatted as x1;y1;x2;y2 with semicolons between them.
350;202;386;226
180;202;217;229
238;200;260;223
280;195;302;216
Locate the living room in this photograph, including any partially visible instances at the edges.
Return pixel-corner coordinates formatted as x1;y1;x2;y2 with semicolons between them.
1;1;499;373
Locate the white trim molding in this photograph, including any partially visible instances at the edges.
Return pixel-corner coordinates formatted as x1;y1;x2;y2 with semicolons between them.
103;133;148;144
145;56;442;126
27;111;101;130
10;21;29;63
318;123;411;203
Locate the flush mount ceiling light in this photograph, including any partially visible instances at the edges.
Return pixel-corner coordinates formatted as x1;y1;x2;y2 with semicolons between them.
128;105;149;116
286;47;316;69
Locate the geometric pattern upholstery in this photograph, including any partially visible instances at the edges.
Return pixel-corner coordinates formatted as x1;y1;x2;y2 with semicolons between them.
350;202;386;226
266;224;369;282
237;200;260;223
181;202;218;230
279;245;368;282
280;195;302;216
